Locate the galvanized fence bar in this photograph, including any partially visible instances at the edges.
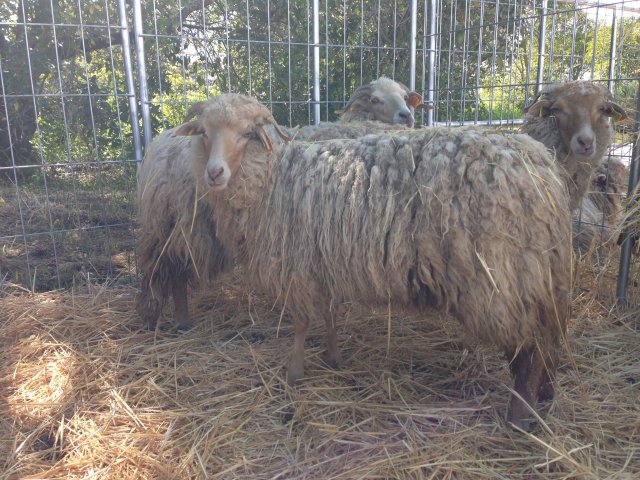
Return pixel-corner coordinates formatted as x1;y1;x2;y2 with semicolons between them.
616;81;640;306
132;0;152;147
118;0;142;164
313;0;321;125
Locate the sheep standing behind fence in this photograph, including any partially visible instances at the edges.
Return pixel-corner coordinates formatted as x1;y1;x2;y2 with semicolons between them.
178;93;573;430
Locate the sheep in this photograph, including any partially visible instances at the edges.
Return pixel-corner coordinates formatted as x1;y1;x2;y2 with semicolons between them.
336;76;424;127
289;77;424;142
136;77;415;330
521;81;627;211
177;93;573;429
135;95;290;330
573;157;628;258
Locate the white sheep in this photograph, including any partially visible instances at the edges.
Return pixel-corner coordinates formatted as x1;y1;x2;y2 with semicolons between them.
134;78;417;330
135;96;290;330
178;93;573;430
521;81;627;211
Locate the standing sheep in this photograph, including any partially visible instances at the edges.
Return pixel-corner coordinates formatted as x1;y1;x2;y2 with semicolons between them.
521;81;627;211
179;94;573;429
135;97;290;330
135;77;417;330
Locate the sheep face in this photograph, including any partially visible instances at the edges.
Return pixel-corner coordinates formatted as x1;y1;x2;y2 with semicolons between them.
174;95;289;190
340;77;422;127
525;82;627;159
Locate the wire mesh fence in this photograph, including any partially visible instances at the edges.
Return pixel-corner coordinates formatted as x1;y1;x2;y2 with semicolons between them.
1;0;639;296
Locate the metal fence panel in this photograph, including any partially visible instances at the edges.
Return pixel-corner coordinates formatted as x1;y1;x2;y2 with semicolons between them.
1;0;639;294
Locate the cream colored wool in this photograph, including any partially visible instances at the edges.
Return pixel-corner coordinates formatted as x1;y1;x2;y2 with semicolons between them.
200;117;572;427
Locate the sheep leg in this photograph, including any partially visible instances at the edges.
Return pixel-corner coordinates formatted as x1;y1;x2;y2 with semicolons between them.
323;307;342;368
287;314;310;384
506;345;553;430
171;271;191;331
136;274;166;330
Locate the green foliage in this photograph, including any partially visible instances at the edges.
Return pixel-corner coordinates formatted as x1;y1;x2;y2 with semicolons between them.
1;0;639;185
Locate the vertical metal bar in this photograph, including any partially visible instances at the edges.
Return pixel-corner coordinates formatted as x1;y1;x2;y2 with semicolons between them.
409;0;417;91
313;0;320;125
118;0;142;164
616;81;640;306
132;0;152;147
246;0;253;94
608;9;617;91
427;0;436;126
536;0;548;91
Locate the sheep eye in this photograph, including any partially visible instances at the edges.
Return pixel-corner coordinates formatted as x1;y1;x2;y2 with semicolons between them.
370;97;380;104
242;131;256;139
601;106;613;115
549;107;561;115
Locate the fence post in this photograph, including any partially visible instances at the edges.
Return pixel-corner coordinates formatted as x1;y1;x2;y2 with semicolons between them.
427;0;437;126
616;81;640;306
132;0;152;147
535;0;548;90
409;0;417;91
118;0;142;164
312;0;321;125
608;10;617;92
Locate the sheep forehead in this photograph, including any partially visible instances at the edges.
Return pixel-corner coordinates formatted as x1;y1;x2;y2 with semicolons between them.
370;77;407;98
551;90;609;117
199;96;271;134
548;81;611;104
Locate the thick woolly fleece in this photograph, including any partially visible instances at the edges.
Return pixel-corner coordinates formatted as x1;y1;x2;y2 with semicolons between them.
208;126;572;353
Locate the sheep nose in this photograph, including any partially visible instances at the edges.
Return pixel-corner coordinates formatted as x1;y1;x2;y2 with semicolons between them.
577;136;594;151
207;166;224;185
397;111;414;127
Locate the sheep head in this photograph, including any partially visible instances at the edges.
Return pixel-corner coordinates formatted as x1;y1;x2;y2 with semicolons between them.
525;81;627;159
338;76;423;127
174;94;290;191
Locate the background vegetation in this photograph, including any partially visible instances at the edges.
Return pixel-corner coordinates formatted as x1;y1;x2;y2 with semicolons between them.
0;0;638;289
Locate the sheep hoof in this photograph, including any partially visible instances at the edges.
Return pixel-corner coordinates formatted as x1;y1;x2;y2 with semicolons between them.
322;351;343;369
508;416;535;433
286;365;304;386
176;321;192;333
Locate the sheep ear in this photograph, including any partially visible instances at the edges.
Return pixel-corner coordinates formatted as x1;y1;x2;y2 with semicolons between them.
255;125;273;153
524;97;549;117
606;101;627;121
175;120;204;136
406;92;423;109
184;101;207;122
343;84;373;111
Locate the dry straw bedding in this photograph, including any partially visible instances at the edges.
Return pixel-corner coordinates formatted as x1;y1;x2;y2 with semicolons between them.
0;269;639;479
